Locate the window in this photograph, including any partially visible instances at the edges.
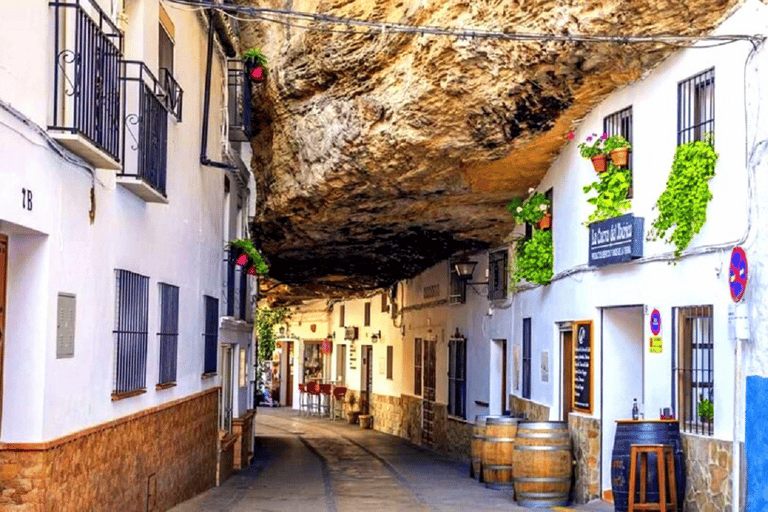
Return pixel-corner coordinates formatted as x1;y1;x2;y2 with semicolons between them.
159;23;174;77
522;318;532;399
381;291;388;312
674;305;713;435
339;305;345;327
678;68;714;145
448;336;467;418
488;250;508;301
203;295;218;374
604;106;633;198
386;346;394;380
113;270;149;396
414;338;423;396
449;259;466;305
158;13;182;121
158;283;179;386
364;302;371;326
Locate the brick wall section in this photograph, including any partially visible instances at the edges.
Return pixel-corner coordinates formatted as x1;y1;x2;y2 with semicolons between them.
568;413;601;504
509;395;550;420
217;433;237;486
399;395;422;445
232;409;256;470
444;417;472;463
0;388;218;512
681;433;733;512
371;394;403;435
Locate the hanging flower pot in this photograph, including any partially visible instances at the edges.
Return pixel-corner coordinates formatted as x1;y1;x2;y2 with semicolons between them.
537;213;552;230
591;155;607;173
243;48;269;84
248;64;267;83
610;147;629;167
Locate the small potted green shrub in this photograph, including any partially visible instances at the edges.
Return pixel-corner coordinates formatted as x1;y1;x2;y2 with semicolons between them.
507;189;551;227
697;396;714;423
604;135;632;167
243;47;268;83
578;133;608;173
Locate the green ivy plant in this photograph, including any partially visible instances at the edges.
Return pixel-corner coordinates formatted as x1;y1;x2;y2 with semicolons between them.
582;163;632;225
510;229;554;288
243;47;269;69
507;190;551;225
227;238;269;275
255;307;290;364
647;134;718;260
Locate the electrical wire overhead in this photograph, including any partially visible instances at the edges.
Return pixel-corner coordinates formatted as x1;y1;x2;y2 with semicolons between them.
164;0;765;48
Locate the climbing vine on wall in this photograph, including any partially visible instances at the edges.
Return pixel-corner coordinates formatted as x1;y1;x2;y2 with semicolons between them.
255;307;290;363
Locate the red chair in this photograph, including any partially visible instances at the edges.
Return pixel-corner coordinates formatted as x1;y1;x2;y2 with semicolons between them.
331;387;347;421
298;383;308;416
306;381;321;416
319;384;332;417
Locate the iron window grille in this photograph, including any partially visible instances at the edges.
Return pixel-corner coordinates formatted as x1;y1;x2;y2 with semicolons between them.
364;302;371;326
678;68;715;145
158;283;179;385
448;336;467;419
113;269;149;395
488;250;508;301
227;59;251;142
239;260;248;320
522;318;532;399
673;305;714;436
49;0;123;163
414;338;423;396
449;258;466;305
224;247;249;320
603;106;634;198
203;295;219;374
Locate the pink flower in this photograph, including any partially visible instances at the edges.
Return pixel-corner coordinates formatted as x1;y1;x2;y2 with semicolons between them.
567;132;575;140
601;133;608;139
587;136;593;142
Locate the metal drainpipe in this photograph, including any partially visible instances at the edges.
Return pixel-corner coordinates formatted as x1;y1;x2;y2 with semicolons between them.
201;9;236;170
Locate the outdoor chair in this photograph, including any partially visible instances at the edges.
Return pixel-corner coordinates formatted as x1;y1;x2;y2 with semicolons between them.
319;384;332;417
332;387;347;421
306;381;321;416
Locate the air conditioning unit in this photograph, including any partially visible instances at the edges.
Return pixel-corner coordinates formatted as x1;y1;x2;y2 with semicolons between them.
344;326;358;341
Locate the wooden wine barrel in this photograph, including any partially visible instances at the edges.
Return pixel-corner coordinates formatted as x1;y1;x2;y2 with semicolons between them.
611;420;685;512
512;421;572;507
470;415;492;481
482;417;519;490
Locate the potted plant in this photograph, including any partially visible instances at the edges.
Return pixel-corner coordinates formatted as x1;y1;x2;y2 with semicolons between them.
604;135;632;167
507;188;551;227
243;47;268;83
227;238;269;275
697;396;714;423
578;133;608;173
582;164;632;225
537;209;552;230
510;229;554;288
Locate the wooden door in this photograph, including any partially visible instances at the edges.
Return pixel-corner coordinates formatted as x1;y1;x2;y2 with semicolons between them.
562;330;573;420
421;337;437;447
286;342;293;407
0;234;6;432
501;340;507;413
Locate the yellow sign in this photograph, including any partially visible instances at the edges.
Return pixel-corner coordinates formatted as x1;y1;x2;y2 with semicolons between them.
649;336;662;353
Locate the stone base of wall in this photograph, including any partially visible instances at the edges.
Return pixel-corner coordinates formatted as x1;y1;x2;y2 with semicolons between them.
568;413;601;504
444;417;472;462
400;394;423;445
509;395;550;421
371;394;403;435
681;433;733;512
232;409;255;470
0;388;218;512
217;432;237;486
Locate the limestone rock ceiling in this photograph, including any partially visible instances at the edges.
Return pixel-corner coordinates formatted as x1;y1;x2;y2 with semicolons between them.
236;0;742;305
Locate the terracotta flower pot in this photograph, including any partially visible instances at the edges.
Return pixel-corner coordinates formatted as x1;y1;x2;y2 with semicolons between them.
537;213;552;230
610;147;629;167
591;155;607;173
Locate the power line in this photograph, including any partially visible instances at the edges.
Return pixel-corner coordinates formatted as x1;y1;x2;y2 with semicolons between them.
164;0;765;48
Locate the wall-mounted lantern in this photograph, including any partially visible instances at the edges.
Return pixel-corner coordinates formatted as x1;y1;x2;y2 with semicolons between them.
454;258;489;294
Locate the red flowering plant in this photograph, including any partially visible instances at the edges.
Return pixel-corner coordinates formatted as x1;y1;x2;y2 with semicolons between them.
577;132;608;159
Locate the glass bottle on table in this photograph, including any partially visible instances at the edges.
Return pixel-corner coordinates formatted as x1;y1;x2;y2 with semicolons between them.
632;398;639;420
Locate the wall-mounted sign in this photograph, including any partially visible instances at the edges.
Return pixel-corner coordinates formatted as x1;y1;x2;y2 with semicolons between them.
572;320;593;414
345;326;359;341
588;214;644;267
649;336;663;354
730;246;748;302
650;309;661;336
349;344;358;370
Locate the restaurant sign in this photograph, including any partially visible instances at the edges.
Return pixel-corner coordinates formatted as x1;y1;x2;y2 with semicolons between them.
588;214;644;267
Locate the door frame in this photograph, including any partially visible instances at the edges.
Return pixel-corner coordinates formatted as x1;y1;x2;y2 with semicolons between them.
361;344;373;415
0;234;7;435
559;325;574;421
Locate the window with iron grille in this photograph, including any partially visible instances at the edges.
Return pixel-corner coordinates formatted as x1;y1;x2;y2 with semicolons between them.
158;283;179;385
448;336;467;418
339;305;345;327
449;259;466;305
604;106;633;198
364;302;371;326
203;295;219;375
488;250;508;301
225;247;249;320
238;263;248;320
522;318;532;399
678;69;714;145
673;305;714;436
113;269;149;396
386;346;394;380
414;338;423;396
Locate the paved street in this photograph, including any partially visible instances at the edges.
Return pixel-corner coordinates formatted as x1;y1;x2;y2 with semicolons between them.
170;408;614;512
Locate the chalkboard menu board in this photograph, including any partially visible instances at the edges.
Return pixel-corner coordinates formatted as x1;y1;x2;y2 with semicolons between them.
573;321;593;413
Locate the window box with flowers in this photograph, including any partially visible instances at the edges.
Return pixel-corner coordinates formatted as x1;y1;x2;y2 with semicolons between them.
577;133;633;226
506;189;554;287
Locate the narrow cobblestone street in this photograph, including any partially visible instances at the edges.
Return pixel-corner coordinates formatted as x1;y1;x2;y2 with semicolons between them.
170;408;614;512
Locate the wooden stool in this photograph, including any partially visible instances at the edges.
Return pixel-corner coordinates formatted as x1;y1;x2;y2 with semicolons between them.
628;444;677;512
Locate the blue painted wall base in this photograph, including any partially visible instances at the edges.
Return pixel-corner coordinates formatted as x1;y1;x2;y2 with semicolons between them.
746;375;768;511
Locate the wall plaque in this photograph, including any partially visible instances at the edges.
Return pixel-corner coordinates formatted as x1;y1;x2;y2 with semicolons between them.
573;320;593;413
588;214;644;267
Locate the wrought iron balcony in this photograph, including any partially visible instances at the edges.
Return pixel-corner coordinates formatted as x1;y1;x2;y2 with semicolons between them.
223;248;250;320
118;61;169;203
227;59;251;142
49;0;122;169
159;68;183;122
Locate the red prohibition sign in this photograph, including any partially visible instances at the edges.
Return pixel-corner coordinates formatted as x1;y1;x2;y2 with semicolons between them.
729;247;748;302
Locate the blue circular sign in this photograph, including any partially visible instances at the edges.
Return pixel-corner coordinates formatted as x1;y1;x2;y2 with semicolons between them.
730;247;748;302
650;309;661;336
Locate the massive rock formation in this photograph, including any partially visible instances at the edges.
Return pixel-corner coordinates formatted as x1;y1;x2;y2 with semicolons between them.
235;0;743;304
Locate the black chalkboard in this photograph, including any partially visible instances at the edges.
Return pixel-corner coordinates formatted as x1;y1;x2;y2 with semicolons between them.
573;321;593;413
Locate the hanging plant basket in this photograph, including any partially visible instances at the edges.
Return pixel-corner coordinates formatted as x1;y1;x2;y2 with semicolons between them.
537;213;552;230
247;62;268;83
610;147;629;167
591;155;608;173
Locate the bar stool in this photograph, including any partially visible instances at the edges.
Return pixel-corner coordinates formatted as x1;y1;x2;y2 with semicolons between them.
298;383;308;416
331;387;347;420
319;384;332;417
628;444;678;512
306;381;321;416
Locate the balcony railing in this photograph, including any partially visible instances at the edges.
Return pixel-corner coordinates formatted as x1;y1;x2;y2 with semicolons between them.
120;61;168;201
160;68;183;122
49;0;123;168
227;59;251;142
